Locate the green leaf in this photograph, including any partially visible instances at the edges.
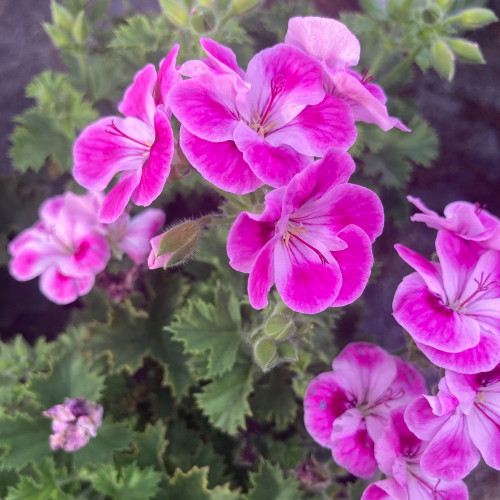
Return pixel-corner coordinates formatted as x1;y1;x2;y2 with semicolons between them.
92;463;161;500
265;436;306;469
169;282;242;377
245;461;304;500
0;414;51;469
6;458;73;500
73;420;133;468
127;421;168;472
109;15;160;51
161;467;239;499
196;361;254;435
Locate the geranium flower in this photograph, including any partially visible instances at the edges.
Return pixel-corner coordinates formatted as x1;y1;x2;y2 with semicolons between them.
170;42;356;192
408;196;500;250
8;191;110;304
361;406;468;499
43;398;103;452
73;45;181;223
227;150;383;314
405;365;500;480
284;16;409;132
303;343;425;478
393;231;500;373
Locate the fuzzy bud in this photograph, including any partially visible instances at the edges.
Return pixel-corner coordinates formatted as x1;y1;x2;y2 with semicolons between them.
159;0;189;27
264;314;296;341
229;0;263;16
190;6;217;34
422;4;442;25
277;340;299;363
431;39;455;81
50;1;74;32
447;8;498;29
447;38;486;64
254;338;278;372
72;11;89;44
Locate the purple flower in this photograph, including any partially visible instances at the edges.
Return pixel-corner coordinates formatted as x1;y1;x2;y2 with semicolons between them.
227;150;384;314
8;191;110;304
170;40;356;193
405;365;500;481
284;16;409;132
43;398;103;452
73;45;181;223
303;343;425;478
361;406;468;500
393;231;500;373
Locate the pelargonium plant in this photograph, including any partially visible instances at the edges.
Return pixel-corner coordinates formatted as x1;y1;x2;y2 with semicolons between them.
2;1;499;499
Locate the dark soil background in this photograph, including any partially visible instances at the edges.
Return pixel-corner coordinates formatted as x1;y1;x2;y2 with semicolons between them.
0;0;499;497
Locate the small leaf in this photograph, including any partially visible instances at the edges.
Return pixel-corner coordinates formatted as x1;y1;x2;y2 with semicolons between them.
109;15;160;51
245;461;304;500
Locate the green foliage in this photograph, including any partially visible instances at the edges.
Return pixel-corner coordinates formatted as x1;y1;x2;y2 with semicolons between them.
92;463;161;500
245;461;304;500
126;421;168;471
109;15;163;51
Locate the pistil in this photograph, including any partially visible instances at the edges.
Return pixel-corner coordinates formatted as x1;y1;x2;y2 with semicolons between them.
105;120;151;150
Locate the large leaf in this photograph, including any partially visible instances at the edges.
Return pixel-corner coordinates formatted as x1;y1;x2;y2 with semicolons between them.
168;282;242;377
245;461;304;500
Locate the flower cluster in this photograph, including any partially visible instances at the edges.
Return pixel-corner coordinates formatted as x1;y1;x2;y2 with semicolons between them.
8;191;164;304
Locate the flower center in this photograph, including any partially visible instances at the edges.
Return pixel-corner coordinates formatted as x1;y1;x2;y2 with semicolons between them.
248;74;286;138
280;219;328;265
450;272;497;312
105;120;151;152
357;386;406;416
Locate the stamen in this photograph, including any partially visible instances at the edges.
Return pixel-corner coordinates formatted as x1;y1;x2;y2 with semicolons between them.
290;233;328;265
259;74;286;127
458;272;497;308
360;69;376;85
105;120;151;150
366;387;406;411
474;202;487;215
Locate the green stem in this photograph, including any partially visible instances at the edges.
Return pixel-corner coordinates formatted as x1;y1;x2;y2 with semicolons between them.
379;46;423;87
77;52;95;102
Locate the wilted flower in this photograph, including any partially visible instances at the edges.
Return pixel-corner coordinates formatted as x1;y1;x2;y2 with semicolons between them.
43;398;103;452
303;343;425;478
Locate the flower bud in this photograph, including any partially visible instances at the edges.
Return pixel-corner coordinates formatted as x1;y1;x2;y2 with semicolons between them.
51;1;74;32
229;0;263;16
43;23;73;49
277;340;298;363
148;220;201;270
254;338;278;371
447;38;486;64
422;4;442;25
190;6;217;34
159;0;189;27
264;314;295;341
447;8;498;29
72;11;89;44
431;39;455;81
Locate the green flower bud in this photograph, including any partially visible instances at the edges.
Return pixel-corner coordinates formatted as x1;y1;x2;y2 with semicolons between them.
72;11;89;44
43;23;73;49
229;0;263;16
264;315;295;341
254;338;278;371
422;4;442;25
51;1;74;32
431;39;455;81
277;340;298;363
447;8;498;29
447;38;486;64
190;6;217;34
159;0;189;28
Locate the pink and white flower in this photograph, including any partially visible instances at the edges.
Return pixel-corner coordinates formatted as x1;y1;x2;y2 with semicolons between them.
284;16;409;132
393;231;500;373
408;196;500;250
8;191;110;304
170;41;356;192
43;398;103;452
73;45;181;223
303;343;425;478
405;365;500;480
361;406;468;500
227;150;384;314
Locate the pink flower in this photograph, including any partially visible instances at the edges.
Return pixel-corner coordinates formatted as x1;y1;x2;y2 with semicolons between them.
73;45;181;223
106;208;165;264
170;41;356;193
405;366;500;480
227;150;384;314
284;16;409;132
43;398;103;452
361;406;468;500
8;192;110;304
393;231;500;374
408;196;500;250
303;343;425;478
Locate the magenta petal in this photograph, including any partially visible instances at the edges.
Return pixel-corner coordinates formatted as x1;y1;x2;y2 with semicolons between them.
266;95;356;156
9;239;59;281
405;396;449;442
274;236;342;314
200;38;245;79
393;273;481;353
131;109;174;206
39;267;94;305
227;213;275;273
331;225;373;307
303;371;350;448
180;127;262;194
100;170;142;223
155;44;182;107
118;63;157;126
361;479;407;500
467;403;500;470
420;412;480;480
148;233;172;270
330;408;377;478
233;121;312;188
169;73;240;142
407;471;468;500
247;239;276;310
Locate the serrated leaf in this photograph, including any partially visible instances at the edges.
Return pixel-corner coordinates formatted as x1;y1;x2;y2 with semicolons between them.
73;420;133;468
127;421;168;472
161;467;239;499
109;15;160;51
0;414;51;469
266;436;306;469
196;361;254;435
169;283;242;376
245;461;303;500
0;469;19;498
92;463;161;500
6;458;72;500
